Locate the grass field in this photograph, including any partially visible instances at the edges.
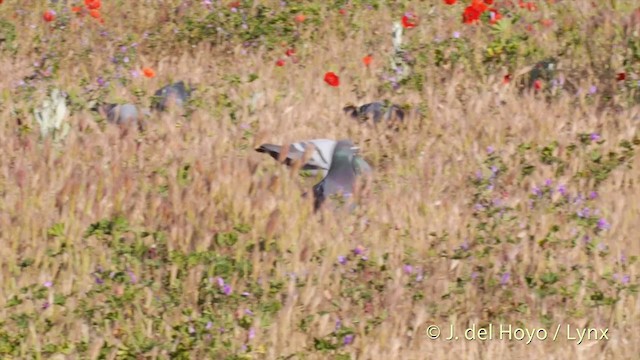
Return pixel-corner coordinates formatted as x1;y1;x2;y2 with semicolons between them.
1;0;640;359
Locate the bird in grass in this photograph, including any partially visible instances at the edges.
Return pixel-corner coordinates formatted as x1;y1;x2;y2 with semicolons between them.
343;101;405;124
255;139;340;177
312;139;372;212
92;102;149;131
151;81;192;112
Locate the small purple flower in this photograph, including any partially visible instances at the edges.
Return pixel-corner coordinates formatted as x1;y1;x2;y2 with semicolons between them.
583;235;591;244
577;207;590;218
416;269;424;282
231;7;238;13
42;302;50;310
544;179;552;187
620;254;627;264
97;77;106;87
460;241;469;251
474;203;485;211
338;255;347;265
128;271;137;284
343;334;355;345
490;166;498;175
335;319;342;330
131;70;140;78
44;281;53;288
596;218;610;231
590;133;601;142
123;56;130;63
500;272;510;285
248;328;255;340
95;276;104;285
241;292;251;297
361;256;368;261
245;309;254;316
532;186;542;197
589;85;597;94
622;275;630;284
120;46;128;53
487;146;494;154
476;170;483;180
589;191;598;199
403;264;413;274
487;184;494;191
223;284;232;295
471;271;479;280
557;185;567;196
188;325;195;334
452;31;460;39
217;277;225;287
353;246;365;255
206;321;213;330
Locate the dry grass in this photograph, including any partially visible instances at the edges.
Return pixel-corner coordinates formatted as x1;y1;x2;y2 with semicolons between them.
0;1;639;359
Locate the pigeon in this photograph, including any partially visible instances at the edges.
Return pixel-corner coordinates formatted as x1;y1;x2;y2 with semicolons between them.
255;139;338;177
152;81;192;112
343;101;405;124
312;140;372;212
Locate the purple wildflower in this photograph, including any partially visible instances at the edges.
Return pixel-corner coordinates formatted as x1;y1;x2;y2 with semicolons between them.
241;292;251;297
577;207;590;218
223;284;232;295
343;334;355;345
335;319;342;330
532;186;542;197
544;179;552;187
338;255;347;265
590;133;601;142
487;146;494;154
97;77;106;87
622;275;630;284
471;271;479;280
44;281;53;288
589;85;597;94
188;325;195;334
403;265;413;274
128;271;137;284
206;321;213;330
596;218;610;231
248;328;255;340
42;302;50;310
589;191;598;199
353;246;365;255
217;277;225;287
245;309;254;316
500;272;510;285
557;184;567;196
452;31;460;38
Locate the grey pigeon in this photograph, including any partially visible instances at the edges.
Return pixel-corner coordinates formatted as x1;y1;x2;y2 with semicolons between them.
312;140;372;212
152;81;192;112
343;101;405;124
256;139;337;176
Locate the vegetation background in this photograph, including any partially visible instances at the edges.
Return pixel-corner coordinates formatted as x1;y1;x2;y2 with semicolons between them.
0;0;639;358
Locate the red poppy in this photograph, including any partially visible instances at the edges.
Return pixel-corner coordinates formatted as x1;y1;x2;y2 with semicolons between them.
362;55;373;66
43;10;56;22
484;0;494;4
324;72;340;87
89;9;101;19
285;48;295;57
617;72;626;81
519;1;537;11
275;59;285;67
85;0;101;10
444;0;456;4
463;0;488;24
142;67;156;78
533;79;543;91
503;74;511;84
540;18;553;27
71;6;82;13
294;14;306;23
339;8;347;15
402;14;417;28
228;1;240;8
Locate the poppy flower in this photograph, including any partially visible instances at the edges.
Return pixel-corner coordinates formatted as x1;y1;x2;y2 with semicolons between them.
43;10;56;22
519;1;537;11
275;59;285;67
503;74;511;84
89;9;101;19
533;79;543;91
463;0;487;24
228;1;240;8
444;0;456;4
484;0;494;4
617;72;626;81
324;72;340;87
285;48;295;57
402;14;417;28
85;0;101;10
540;18;553;27
294;14;306;23
362;55;373;66
339;8;347;15
72;6;82;13
142;67;156;78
